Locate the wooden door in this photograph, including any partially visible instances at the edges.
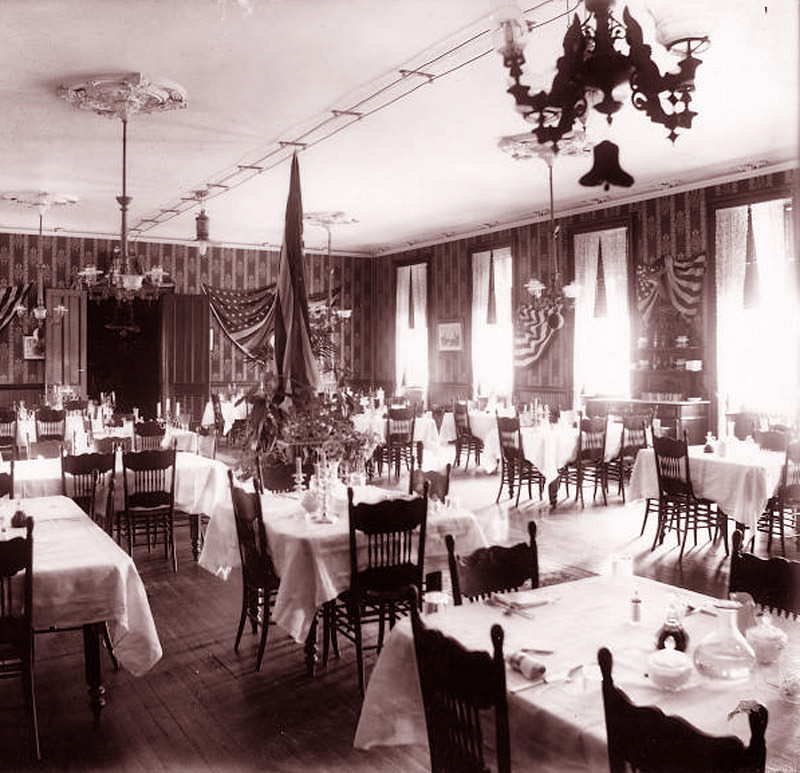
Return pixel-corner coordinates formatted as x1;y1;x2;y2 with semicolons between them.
160;294;209;425
45;288;87;396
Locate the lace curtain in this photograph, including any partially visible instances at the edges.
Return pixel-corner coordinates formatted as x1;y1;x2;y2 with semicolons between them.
395;263;428;396
573;227;630;405
715;197;797;426
472;247;513;399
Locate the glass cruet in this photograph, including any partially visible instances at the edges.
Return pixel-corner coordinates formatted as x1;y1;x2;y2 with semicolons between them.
693;600;756;680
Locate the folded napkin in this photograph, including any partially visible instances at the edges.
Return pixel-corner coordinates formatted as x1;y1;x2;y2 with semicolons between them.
507;651;546;681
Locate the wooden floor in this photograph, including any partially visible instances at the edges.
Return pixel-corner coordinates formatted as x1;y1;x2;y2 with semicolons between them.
1;456;797;772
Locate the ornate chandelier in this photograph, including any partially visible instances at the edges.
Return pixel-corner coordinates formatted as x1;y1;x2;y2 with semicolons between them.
59;73;186;301
492;0;709;189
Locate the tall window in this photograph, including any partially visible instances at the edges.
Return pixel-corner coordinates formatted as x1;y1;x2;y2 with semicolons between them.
715;197;797;426
395;263;428;399
573;227;630;403
472;247;513;400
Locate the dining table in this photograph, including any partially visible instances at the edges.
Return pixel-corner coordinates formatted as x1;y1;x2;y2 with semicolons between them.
438;409;509;472
7;450;231;560
628;440;786;535
1;495;162;721
354;574;800;773
199;482;489;673
201;396;248;435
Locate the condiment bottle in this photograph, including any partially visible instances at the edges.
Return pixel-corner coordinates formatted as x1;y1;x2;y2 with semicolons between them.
631;590;642;624
656;601;689;652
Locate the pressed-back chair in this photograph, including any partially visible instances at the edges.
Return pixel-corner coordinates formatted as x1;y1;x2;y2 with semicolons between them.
409;456;451;502
410;586;510;773
0;407;18;460
651;433;728;560
121;446;178;571
35;407;66;441
374;405;417;481
133;419;166;451
0;516;40;761
606;414;649;504
60;450;116;523
495;413;545;507
560;415;608;508
447;521;539;605
598;646;767;773
324;484;428;696
757;438;800;555
729;529;800;619
228;469;280;670
452;400;483;471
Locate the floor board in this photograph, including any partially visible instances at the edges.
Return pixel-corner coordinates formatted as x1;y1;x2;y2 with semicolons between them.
0;457;795;771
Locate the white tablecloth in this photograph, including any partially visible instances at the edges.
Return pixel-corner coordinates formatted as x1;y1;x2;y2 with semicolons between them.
199;484;488;643
354;575;800;773
2;495;162;676
163;427;199;453
352;412;441;458
8;452;231;524
628;444;785;534
201;398;248;435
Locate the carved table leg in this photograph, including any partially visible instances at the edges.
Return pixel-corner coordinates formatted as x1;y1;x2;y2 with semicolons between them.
83;623;106;724
190;513;200;561
304;614;319;677
548;476;561;508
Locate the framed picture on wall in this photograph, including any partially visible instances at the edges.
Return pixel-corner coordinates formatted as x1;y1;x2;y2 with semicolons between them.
437;321;463;352
23;333;44;360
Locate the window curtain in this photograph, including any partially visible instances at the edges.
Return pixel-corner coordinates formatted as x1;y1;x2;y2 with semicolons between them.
395;263;428;398
472;247;513;400
573;227;630;405
715;198;797;427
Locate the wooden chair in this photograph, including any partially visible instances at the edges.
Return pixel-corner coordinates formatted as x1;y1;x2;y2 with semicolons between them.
495;413;545;507
323;484;428;696
651;433;728;560
606;414;649;503
410;586;510;773
729;529;800;619
374;405;417;481
35;407;66;441
60;450;116;523
121;446;178;571
228;470;280;671
210;393;228;444
0;407;18;460
598;646;767;773
0;458;14;499
452;400;483;471
559;414;608;508
0;516;40;761
134;419;166;451
757;437;800;554
409;456;451;502
447;521;538;605
255;452;296;494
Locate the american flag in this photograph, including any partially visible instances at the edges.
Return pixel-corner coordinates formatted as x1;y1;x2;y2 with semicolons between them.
202;283;277;365
0;283;32;336
514;298;565;367
636;253;706;325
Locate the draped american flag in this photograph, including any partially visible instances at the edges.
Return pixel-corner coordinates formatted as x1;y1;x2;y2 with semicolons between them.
514;298;565;367
202;283;277;365
636;253;706;325
0;283;31;335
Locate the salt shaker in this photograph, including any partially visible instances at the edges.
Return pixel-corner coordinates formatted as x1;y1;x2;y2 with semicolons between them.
631;590;642;624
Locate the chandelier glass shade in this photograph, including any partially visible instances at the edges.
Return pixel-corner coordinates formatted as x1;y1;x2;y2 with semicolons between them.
59;73;186;302
492;0;709;188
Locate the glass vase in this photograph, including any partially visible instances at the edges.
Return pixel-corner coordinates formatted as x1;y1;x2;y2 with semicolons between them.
693;602;756;680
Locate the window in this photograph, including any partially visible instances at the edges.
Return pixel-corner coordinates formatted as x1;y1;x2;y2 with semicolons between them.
715;197;797;426
572;227;630;403
395;263;428;399
472;247;513;400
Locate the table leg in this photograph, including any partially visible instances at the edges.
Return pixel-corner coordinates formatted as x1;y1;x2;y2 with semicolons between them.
82;623;105;724
304;614;318;677
190;513;200;561
548;477;561;508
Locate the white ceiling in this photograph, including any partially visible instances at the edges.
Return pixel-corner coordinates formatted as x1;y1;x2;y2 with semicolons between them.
0;0;796;257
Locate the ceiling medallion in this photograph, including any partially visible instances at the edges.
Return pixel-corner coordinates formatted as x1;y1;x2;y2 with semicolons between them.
57;72;188;121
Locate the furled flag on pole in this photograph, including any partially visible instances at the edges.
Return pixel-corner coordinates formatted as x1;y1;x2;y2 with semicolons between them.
274;153;319;403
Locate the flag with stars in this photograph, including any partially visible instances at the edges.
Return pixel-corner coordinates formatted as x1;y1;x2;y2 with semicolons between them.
514;298;565;367
636;253;706;325
202;283;277;365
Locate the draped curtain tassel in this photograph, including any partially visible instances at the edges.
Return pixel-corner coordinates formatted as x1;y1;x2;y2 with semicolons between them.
486;251;497;325
743;205;759;309
593;240;607;318
407;268;415;330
